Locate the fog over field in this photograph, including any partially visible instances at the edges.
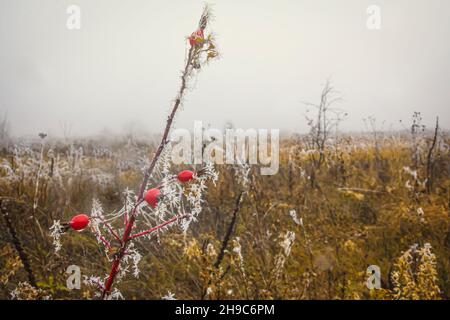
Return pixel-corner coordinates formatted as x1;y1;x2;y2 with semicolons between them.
0;0;449;137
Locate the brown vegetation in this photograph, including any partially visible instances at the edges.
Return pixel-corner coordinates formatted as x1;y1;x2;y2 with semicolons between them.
0;128;448;300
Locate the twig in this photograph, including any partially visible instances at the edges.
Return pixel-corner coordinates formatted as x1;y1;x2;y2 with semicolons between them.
0;200;37;287
214;192;244;268
337;187;385;194
128;214;189;240
426;117;439;193
200;192;244;300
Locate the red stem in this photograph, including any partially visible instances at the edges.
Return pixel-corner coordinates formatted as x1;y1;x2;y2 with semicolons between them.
104;222;122;243
128;215;188;240
98;234;111;248
100;44;196;299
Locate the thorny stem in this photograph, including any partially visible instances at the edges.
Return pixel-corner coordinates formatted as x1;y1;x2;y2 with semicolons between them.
98;235;111;249
128;214;189;240
101;17;204;298
104;223;122;244
96;214;122;243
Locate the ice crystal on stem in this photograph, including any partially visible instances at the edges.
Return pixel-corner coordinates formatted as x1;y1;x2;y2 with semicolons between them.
162;291;176;300
10;282;51;300
107;288;124;300
49;220;64;253
273;231;296;280
232;237;246;279
289;210;303;226
391;243;441;299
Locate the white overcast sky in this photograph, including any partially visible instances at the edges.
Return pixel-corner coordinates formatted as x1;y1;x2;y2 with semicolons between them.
0;0;449;137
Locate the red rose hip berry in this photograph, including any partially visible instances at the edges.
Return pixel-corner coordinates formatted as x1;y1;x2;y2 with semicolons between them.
144;188;161;208
189;35;197;47
70;214;90;231
189;29;204;47
178;170;195;183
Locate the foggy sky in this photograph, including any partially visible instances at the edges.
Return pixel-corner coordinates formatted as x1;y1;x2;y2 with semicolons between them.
1;0;449;137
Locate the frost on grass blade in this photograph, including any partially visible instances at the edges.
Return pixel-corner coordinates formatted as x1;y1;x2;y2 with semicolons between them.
107;288;124;300
49;220;64;253
10;282;51;300
289;209;303;226
162;291;176;300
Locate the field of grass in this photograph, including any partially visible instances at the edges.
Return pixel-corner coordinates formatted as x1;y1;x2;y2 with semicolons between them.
0;130;448;300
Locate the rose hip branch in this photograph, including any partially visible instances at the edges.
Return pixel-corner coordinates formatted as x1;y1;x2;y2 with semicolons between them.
49;5;220;300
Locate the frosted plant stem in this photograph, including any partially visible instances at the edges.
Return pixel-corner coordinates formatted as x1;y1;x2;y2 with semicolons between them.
101;46;195;300
32;142;45;215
